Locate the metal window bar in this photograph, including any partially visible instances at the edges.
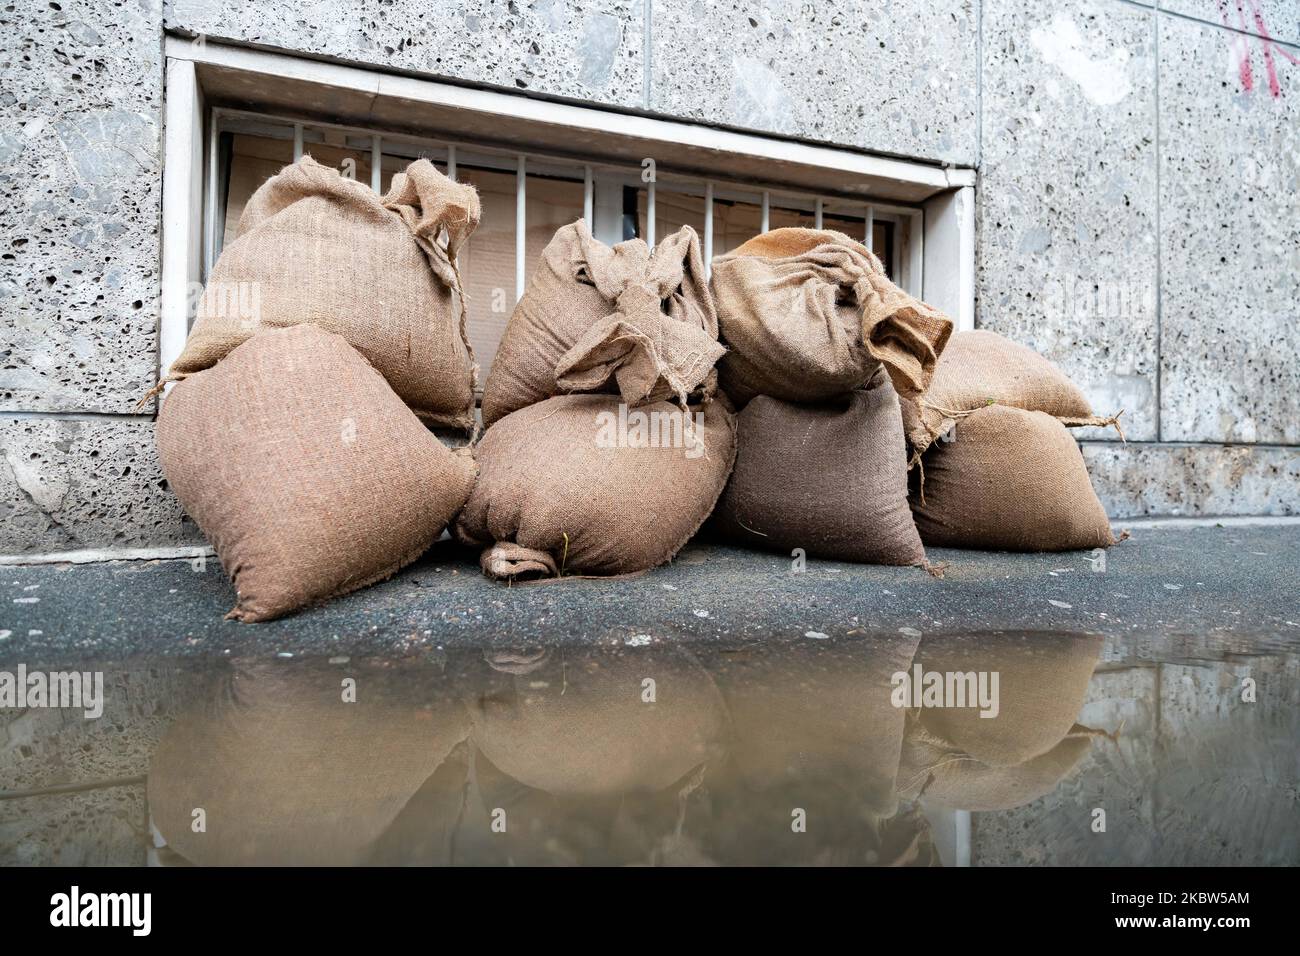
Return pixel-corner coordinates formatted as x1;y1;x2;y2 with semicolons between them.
202;108;924;298
646;177;656;247
203;110;219;276
515;155;526;302
703;181;714;280
583;165;594;227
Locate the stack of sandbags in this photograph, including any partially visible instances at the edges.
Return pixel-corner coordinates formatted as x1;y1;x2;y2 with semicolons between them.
904;330;1121;551
163;156;481;430
709;228;953;565
457;221;735;580
895;633;1107;811
154;157;483;620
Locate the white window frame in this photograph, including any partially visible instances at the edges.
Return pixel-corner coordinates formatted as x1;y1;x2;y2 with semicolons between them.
160;38;976;382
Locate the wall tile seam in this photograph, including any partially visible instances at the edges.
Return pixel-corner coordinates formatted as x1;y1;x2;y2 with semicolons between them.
1080;439;1300;450
2;413;156;423
642;0;651;111
1114;0;1300;50
976;0;983;170
1153;0;1163;444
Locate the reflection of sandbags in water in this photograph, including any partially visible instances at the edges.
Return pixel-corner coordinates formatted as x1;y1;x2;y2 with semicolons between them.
913;632;1103;766
896;633;1105;811
469;745;709;866
148;660;471;865
698;778;942;866
704;635;921;816
690;635;927;865
362;739;473;865
898;720;1097;812
466;647;728;797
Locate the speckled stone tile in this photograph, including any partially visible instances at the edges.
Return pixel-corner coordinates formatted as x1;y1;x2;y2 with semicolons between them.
978;0;1159;441
165;0;646;106
649;0;979;164
1;667;203;789
0;418;198;554
1162;0;1300;46
1150;656;1300;865
1082;440;1300;518
1158;13;1300;443
0;786;146;865
0;0;163;414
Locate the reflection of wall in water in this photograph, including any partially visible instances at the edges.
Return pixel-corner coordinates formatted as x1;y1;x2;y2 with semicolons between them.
971;649;1300;866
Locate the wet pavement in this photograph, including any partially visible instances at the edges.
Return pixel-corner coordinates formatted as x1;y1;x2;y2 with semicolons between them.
1;523;1297;865
1;523;1296;662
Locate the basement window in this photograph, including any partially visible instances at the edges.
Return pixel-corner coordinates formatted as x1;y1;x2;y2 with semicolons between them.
161;39;976;388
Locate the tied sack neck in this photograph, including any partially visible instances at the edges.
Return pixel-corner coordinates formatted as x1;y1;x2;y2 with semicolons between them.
817;240;952;401
382;158;483;407
382;159;481;277
554;221;725;410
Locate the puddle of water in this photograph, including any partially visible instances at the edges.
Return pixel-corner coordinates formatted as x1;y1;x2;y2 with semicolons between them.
2;632;1297;866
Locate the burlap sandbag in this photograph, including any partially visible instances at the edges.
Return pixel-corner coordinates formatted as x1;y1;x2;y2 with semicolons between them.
910;404;1116;551
148;660;471;865
481;220;723;427
900;329;1122;462
163;156;480;429
712;368;925;565
156;325;477;621
455;392;736;579
711;228;952;407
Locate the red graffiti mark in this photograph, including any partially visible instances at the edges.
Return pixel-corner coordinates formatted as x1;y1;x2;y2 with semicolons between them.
1217;0;1298;98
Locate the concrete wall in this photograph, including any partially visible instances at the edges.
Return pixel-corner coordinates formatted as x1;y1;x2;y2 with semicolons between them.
2;0;1296;554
